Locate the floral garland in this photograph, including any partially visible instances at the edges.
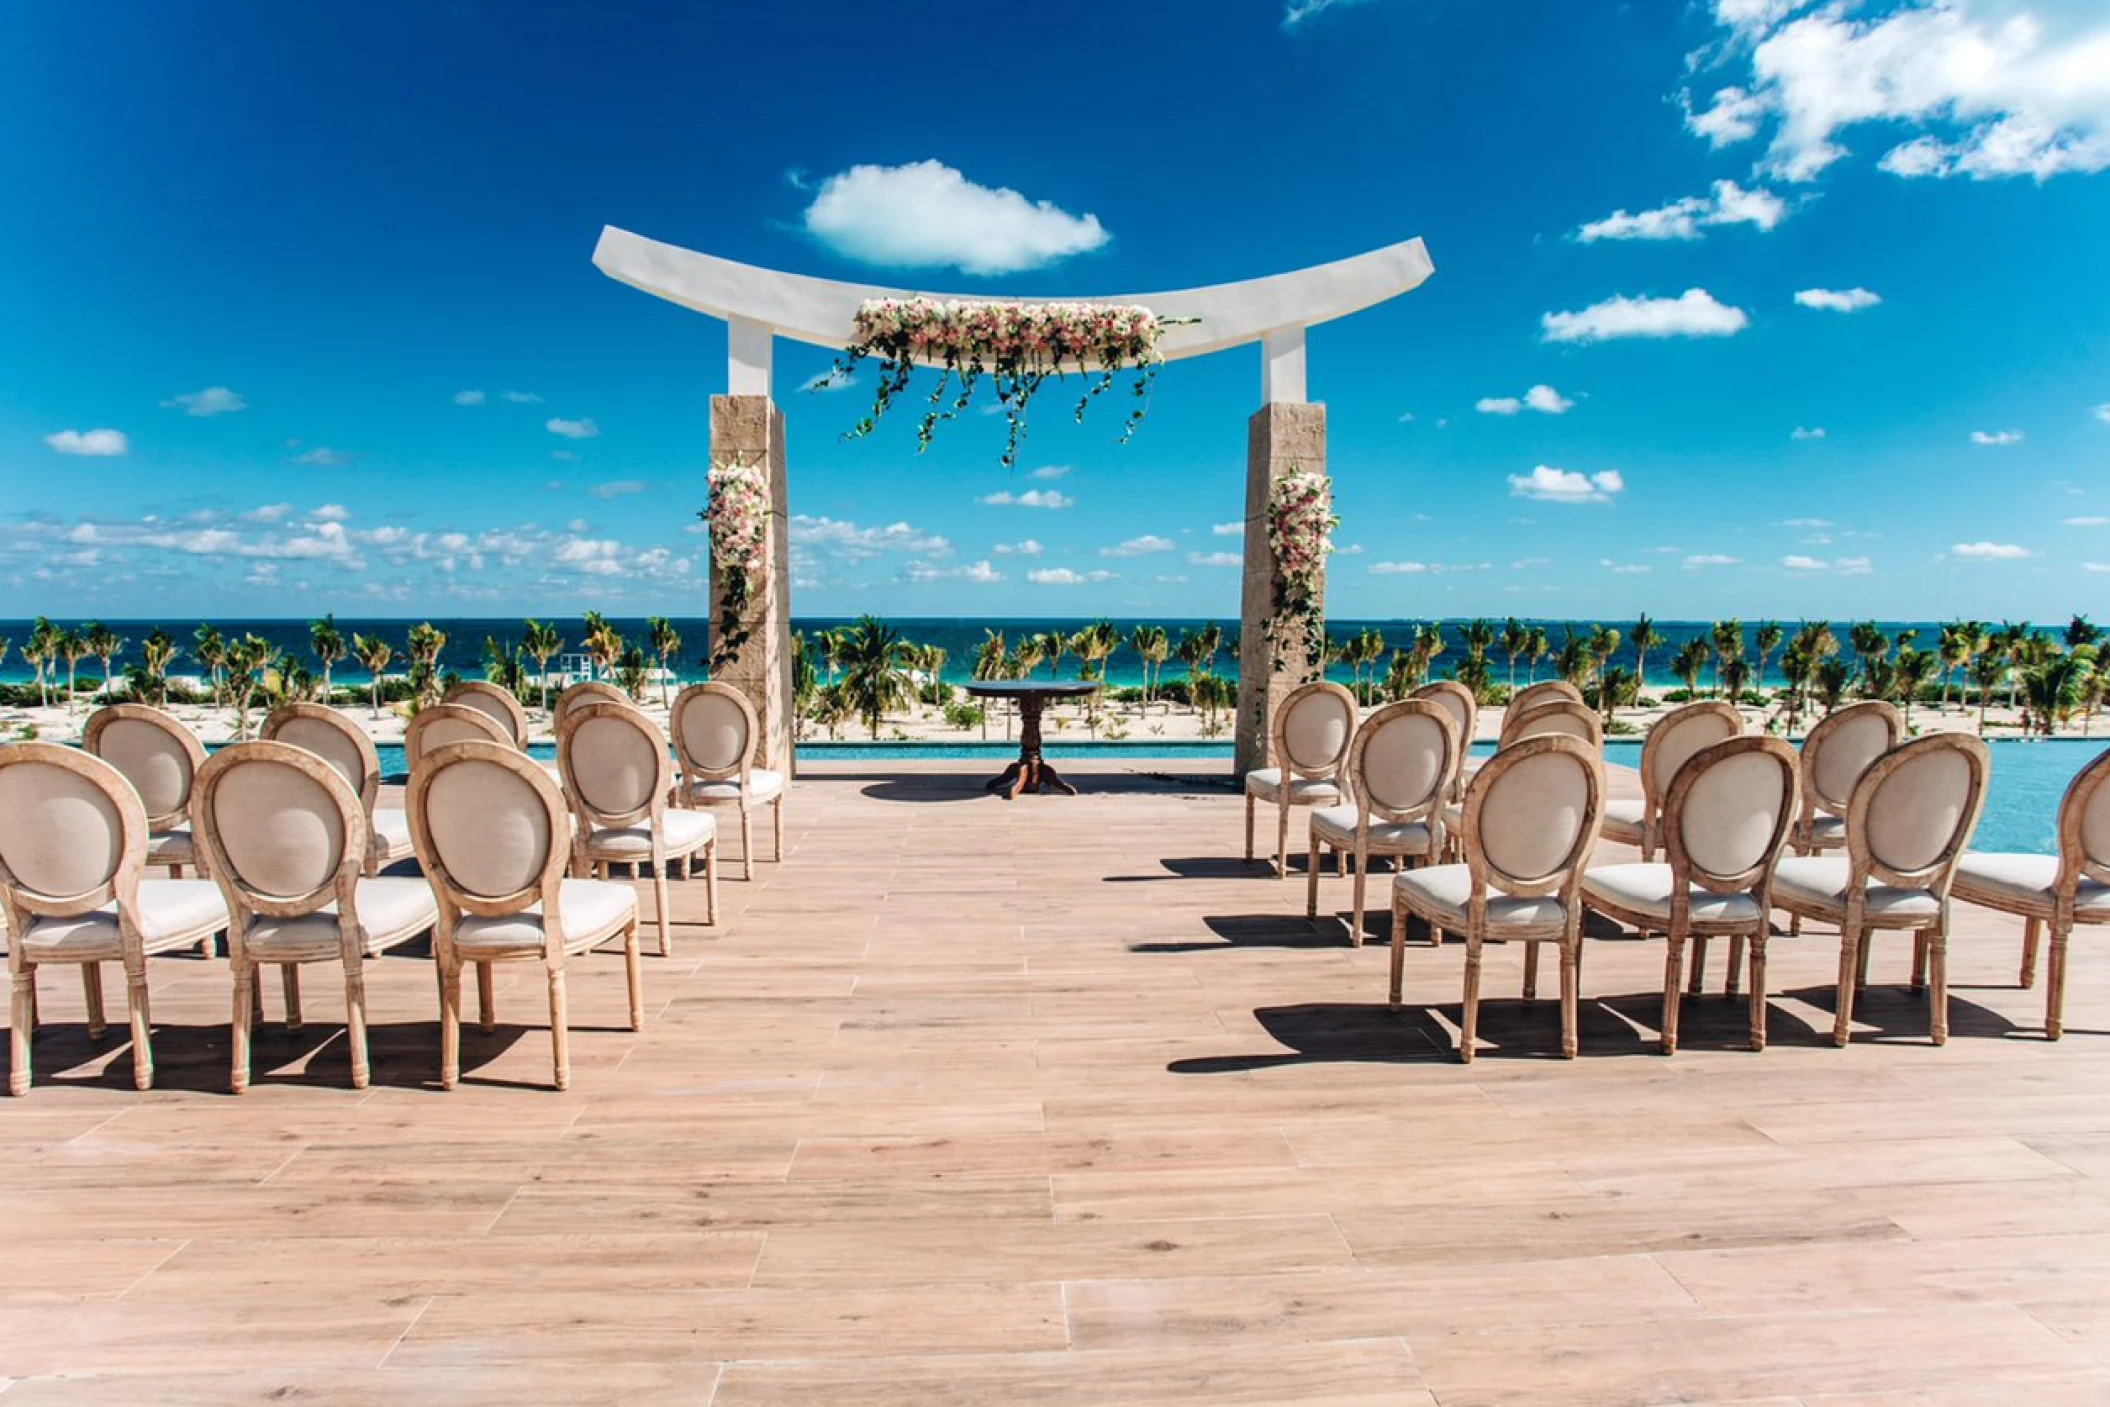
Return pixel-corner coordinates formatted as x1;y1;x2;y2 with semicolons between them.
829;298;1178;469
702;457;771;672
1263;466;1337;679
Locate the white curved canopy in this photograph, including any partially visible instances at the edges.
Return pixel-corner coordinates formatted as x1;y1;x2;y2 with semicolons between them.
591;226;1435;403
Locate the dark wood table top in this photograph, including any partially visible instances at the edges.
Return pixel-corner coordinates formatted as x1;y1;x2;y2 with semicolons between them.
962;681;1102;700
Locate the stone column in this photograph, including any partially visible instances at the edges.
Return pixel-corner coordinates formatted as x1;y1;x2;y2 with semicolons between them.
709;395;794;776
1234;401;1327;779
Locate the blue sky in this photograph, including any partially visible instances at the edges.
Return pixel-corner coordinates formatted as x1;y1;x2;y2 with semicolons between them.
3;0;2107;623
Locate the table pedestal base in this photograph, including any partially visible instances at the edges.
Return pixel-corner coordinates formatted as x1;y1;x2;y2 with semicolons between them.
984;757;1078;799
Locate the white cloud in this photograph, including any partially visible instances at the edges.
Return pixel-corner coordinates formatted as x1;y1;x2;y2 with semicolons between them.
1511;556;1552;569
45;428;128;456
1397;411;1417;423
501;390;542;404
1780;516;1834;528
1027;567;1114;586
1211;521;1243;536
162;386;246;417
1576;180;1789;241
1792;426;1827;440
292;446;351;467
2063;516;2109;526
1838;556;1874;574
1541;289;1748;343
1605;561;1653;575
1951;540;2037;559
1282;0;1377;29
2087;562;2110;573
801;368;857;393
453;390;486;406
243;503;293;523
1188;551;1242;568
1685;553;1740;567
791;515;951;560
2094;403;2110;424
1688;86;1770;145
1970;429;2025;446
588;479;648;500
1794;287;1882;312
979;489;1072;509
1509;465;1626;503
547;417;599;439
1476;396;1523;416
1028;465;1072;480
1101;534;1175;558
1783;553;1873;573
310;503;349;521
1477;383;1574;416
905;559;1003;584
1370;561;1429;575
801;160;1108;275
990;539;1043;557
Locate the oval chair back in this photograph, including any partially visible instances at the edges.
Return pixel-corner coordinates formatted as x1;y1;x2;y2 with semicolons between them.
1272;681;1357;779
83;703;205;835
1802;699;1902;827
1510;680;1583;714
670;682;756;787
1638;700;1745;833
404;703;513;773
1349;699;1461;828
2058;746;2110;894
443;680;530;748
0;743;146;927
1499;698;1603;749
558;701;672;836
1847;732;1989;898
1665;736;1800;897
1462;734;1604;902
262;703;380;819
554;681;635;734
1410;681;1476;756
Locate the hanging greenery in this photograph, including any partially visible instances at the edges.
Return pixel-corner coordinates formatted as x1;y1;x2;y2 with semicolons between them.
1262;465;1337;680
701;457;771;672
827;298;1186;469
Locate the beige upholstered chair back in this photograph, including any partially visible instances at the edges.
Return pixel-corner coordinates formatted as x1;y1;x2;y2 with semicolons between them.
1410;681;1475;750
192;741;363;915
1510;680;1583;714
262;703;381;815
2061;748;2110;888
1499;698;1602;749
443;680;530;747
1665;736;1798;895
0;744;145;920
559;702;671;829
1642;701;1744;811
554;681;634;733
408;741;567;917
405;703;512;772
1848;733;1988;891
1804;700;1902;816
83;704;205;829
671;682;756;780
1348;700;1459;824
1463;735;1602;898
1271;681;1356;778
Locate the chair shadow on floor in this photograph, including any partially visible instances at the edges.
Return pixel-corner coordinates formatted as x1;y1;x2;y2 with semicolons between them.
1105;854;1327;884
1132;913;1343;953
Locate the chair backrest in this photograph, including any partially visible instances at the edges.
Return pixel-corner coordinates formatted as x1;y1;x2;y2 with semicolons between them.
1848;733;1989;893
404;703;512;772
1269;681;1357;779
0;743;146;924
1639;701;1745;818
1802;700;1902;818
1662;735;1799;897
1461;734;1603;899
670;682;756;783
82;703;206;830
558;701;671;830
443;680;529;748
1410;681;1476;750
554;681;635;733
2056;746;2110;894
1499;698;1603;749
192;741;364;920
1510;680;1583;714
1346;699;1459;826
407;740;567;932
261;703;381;818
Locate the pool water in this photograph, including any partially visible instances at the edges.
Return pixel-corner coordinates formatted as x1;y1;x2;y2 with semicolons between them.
369;736;2105;857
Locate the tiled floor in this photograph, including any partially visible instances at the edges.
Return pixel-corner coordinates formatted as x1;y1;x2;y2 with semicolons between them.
4;758;2109;1404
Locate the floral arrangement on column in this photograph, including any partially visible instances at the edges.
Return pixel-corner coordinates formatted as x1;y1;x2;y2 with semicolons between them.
828;298;1184;469
701;456;771;672
1263;465;1337;678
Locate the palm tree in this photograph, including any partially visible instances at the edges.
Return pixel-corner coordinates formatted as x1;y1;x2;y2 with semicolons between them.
1670;639;1709;699
24;617;58;708
1598;665;1636;725
193;624;228;704
1014;634;1046;682
1752;621;1783;697
405;622;448;707
353;632;394;718
1461;619;1496;684
580;612;622;682
1997;621;2032;714
56;627;89;714
1414;622;1446;684
522;619;563;710
837;615;914;739
1034;629;1069;681
82;621;123;704
1454;650;1493;703
1587;624;1622;698
1383;647;1419;700
309;615;346;704
1629;615;1665;699
1525;626;1549;684
223;633;275;739
2065;614;2099;650
1813;658;1853;715
790;632;819;739
1894;646;1938;730
615;643;651;702
2022;653;2086;738
1071;622;1117;736
1778;643;1811;734
482;636;527;693
648;616;682;711
139;628;178;707
1710;619;1744;698
1555;629;1593;689
1131;624;1169;712
1936;622;1972;713
1971;650;2007;733
1499;618;1531;694
1847;621;1891;693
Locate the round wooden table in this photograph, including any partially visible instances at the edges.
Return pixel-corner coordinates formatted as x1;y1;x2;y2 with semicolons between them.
963;681;1101;798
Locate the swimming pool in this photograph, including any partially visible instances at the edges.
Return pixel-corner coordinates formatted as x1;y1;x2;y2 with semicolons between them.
368;736;2104;857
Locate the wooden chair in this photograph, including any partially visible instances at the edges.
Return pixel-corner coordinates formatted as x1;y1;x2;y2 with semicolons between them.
671;682;785;881
554;681;636;732
1508;679;1583;715
406;740;643;1091
1243;681;1356;878
1773;733;1989;1047
1601;701;1745;860
1412;680;1477;799
1391;735;1604;1061
1582;735;1798;1053
559;701;718;956
83;703;208;883
1498;697;1603;749
403;702;513;773
0;744;229;1094
191;741;438;1092
443;679;531;748
1305;699;1460;946
1793;700;1903;857
262;703;413;875
1952;746;2110;1039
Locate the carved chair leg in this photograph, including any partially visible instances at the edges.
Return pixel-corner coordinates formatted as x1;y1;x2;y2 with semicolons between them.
81;963;106;1039
1243;793;1255;863
1661;933;1686;1056
1459;935;1484;1063
2047;919;2070;1040
281;965;303;1031
1746;936;1770;1053
1388;895;1409;1009
1350;855;1369;950
2021;916;2042;990
1305;831;1323;919
343;951;371;1091
439;959;464;1090
1927;917;1950;1046
546;964;570;1092
231;959;254;1094
623;919;644;1032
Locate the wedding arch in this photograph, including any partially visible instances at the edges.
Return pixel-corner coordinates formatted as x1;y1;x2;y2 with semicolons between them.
592;225;1435;777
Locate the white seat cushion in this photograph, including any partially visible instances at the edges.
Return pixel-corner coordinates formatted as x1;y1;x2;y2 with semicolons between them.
1599;798;1647;843
1954;853;2110;919
1309;804;1435;854
1772;856;1941;926
146;827;195;867
689;769;785;804
1801;814;1847;849
1582;862;1764;927
243;878;440;960
454;879;638;956
19;879;228;961
1244;769;1341;805
583;808;716;861
371;808;416;863
1393;863;1574;934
